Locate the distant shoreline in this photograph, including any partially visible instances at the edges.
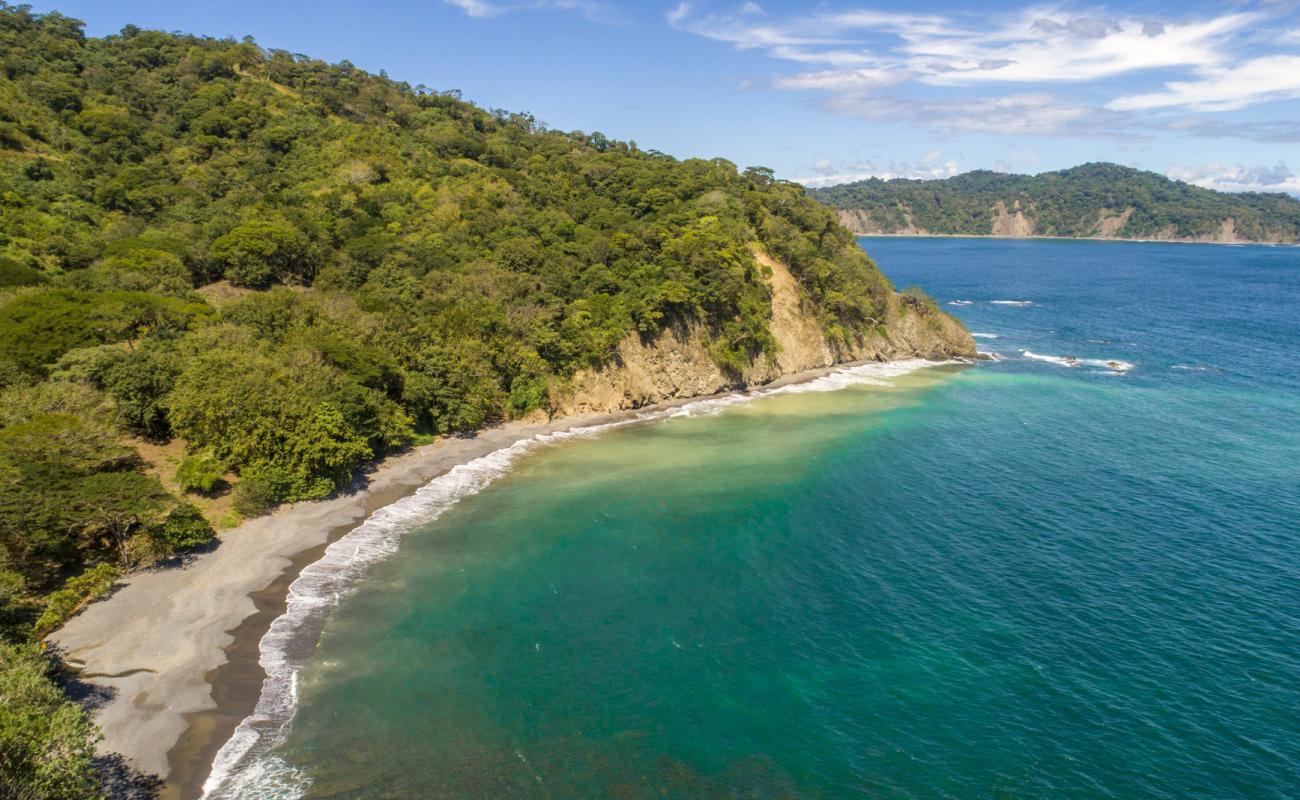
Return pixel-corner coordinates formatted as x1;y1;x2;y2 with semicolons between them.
51;356;952;800
850;232;1299;247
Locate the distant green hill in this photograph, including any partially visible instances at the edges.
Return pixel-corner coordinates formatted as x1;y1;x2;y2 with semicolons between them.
810;163;1300;243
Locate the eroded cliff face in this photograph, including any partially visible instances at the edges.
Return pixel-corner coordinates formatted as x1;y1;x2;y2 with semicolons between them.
550;248;974;416
835;203;1294;244
990;201;1034;237
837;208;930;236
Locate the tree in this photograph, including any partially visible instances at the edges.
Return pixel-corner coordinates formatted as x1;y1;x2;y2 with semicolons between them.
0;641;104;800
209;219;316;288
154;503;214;551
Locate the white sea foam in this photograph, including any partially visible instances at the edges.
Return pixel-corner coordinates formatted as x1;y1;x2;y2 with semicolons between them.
200;357;957;799
1022;350;1135;372
970;332;999;339
947;300;973;306
990;300;1034;306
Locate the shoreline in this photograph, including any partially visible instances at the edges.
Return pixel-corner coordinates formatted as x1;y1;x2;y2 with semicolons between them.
50;357;921;799
850;231;1299;246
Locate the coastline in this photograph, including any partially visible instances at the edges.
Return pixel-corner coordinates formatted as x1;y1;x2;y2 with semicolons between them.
50;357;935;799
850;231;1299;246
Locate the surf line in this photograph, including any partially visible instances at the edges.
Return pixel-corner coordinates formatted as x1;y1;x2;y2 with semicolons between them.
200;358;961;798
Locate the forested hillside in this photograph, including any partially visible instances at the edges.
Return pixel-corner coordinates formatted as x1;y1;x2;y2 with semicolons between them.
0;0;965;693
811;163;1300;243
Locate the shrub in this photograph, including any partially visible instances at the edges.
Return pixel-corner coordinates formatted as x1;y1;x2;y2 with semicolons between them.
0;641;104;800
231;473;277;517
900;286;940;315
0;256;46;287
0;570;33;639
156;503;215;551
32;564;120;638
175;450;224;494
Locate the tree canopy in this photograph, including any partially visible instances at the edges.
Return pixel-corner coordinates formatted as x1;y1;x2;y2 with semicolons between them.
0;2;911;643
811;163;1300;241
0;1;898;519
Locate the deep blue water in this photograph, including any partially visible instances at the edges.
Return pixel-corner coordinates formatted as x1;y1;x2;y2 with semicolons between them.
209;238;1300;799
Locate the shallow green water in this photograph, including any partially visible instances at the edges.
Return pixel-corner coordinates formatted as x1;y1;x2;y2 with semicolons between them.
208;239;1300;799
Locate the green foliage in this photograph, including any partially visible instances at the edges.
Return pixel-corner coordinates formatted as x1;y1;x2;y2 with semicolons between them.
0;288;208;378
32;563;119;638
0;4;928;652
175;450;224;494
166;332;382;502
0;641;104;800
811;163;1300;241
900;286;940;315
0;383;176;588
231;473;276;517
0;256;46;286
0;3;893;413
155;503;214;551
210;219;317;288
0;570;34;639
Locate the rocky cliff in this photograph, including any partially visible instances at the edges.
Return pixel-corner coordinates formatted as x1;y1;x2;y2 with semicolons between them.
551;248;974;415
812;164;1300;244
835;206;1297;244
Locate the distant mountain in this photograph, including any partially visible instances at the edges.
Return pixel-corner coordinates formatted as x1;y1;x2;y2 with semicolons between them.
809;163;1300;244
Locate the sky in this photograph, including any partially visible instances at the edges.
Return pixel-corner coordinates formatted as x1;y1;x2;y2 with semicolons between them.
32;0;1300;194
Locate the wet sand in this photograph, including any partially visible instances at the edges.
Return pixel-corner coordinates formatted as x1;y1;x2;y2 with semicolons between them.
49;359;913;798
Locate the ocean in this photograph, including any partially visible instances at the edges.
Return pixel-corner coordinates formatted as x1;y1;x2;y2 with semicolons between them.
204;237;1300;799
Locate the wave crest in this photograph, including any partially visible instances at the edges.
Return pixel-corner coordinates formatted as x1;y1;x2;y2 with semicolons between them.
1022;350;1135;373
201;358;957;798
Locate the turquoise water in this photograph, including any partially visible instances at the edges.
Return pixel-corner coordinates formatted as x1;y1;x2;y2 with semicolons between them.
209;238;1300;798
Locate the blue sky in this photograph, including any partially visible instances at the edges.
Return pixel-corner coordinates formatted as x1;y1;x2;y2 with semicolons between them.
33;0;1300;194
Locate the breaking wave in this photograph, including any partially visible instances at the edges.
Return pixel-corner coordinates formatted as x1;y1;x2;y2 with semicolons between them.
1022;350;1135;373
200;358;958;799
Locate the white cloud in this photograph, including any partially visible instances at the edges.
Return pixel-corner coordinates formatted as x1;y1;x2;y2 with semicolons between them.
1108;55;1300;111
667;5;944;51
792;151;960;187
1167;117;1300;143
668;3;1300;138
824;93;1121;137
914;12;1254;85
442;0;614;22
1166;162;1300;195
669;5;1255;86
445;0;499;16
773;67;911;91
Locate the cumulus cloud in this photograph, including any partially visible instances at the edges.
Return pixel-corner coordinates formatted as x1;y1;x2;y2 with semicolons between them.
1166;162;1300;195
